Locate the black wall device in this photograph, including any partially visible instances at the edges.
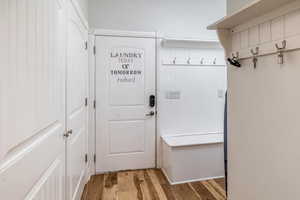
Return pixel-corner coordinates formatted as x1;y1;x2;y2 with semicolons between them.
149;95;156;107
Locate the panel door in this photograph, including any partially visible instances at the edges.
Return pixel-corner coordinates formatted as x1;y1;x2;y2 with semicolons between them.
0;0;66;199
95;35;156;173
66;2;88;200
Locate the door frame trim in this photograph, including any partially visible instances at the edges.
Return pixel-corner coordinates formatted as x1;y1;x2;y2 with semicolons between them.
92;29;157;39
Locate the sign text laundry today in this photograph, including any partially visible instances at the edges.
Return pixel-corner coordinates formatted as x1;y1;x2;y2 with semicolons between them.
109;49;144;83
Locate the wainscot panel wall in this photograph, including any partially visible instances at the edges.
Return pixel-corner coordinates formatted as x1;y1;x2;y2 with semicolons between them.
210;0;300;199
0;0;67;199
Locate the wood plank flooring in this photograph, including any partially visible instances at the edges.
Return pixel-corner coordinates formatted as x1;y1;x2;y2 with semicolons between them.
81;169;226;200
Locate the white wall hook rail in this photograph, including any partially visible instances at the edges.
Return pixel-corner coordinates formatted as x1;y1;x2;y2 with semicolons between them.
162;57;226;66
161;37;225;67
231;45;300;65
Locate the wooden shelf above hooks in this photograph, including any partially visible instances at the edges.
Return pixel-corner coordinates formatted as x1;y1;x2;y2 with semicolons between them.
207;0;295;30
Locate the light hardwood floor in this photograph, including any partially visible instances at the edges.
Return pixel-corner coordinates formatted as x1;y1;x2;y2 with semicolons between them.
81;169;226;200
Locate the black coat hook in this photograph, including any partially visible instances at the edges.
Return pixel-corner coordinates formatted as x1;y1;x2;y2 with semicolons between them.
227;52;241;68
227;58;241;67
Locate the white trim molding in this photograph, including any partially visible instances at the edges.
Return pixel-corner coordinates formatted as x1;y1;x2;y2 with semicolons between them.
161;168;225;185
70;0;89;30
92;29;157;38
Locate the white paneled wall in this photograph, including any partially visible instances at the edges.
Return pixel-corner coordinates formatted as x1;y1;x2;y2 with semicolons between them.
1;0;66;160
25;157;65;200
0;0;67;199
0;0;90;199
217;1;300;199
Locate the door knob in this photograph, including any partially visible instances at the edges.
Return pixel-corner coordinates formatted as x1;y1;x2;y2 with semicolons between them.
145;111;155;116
63;132;69;138
68;129;73;135
63;129;73;138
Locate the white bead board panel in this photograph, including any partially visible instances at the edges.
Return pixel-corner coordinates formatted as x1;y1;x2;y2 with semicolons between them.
25;155;65;200
0;0;66;160
230;2;300;60
217;1;300;200
226;40;300;200
0;0;66;199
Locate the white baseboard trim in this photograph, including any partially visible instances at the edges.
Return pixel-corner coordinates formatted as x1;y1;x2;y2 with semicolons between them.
73;169;87;200
85;161;95;182
161;168;174;184
74;164;94;200
95;167;156;175
161;168;224;185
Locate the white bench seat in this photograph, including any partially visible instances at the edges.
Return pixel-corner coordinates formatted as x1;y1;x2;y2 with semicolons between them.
161;133;225;185
162;133;223;147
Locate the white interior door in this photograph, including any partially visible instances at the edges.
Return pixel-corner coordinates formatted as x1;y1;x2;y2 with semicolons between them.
66;2;88;200
95;35;156;173
0;0;66;199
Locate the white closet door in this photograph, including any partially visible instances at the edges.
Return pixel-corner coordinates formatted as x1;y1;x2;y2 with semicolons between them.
66;2;89;200
0;0;66;199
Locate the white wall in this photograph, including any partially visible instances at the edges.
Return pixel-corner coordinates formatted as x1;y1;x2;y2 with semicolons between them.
89;0;226;40
156;42;227;167
227;0;255;14
158;43;227;136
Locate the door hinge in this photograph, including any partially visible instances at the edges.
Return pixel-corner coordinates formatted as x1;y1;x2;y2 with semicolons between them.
85;97;88;107
93;154;96;163
85;154;88;163
84;41;88;50
93;100;96;109
93;46;96;55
